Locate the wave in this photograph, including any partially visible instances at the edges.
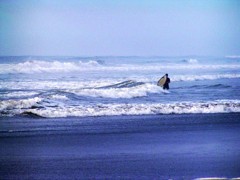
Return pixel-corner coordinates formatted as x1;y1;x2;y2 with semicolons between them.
66;82;160;98
188;84;231;89
0;80;115;90
207;84;232;88
0;91;39;98
0;60;101;74
195;178;234;180
1;74;240;91
0;80;164;100
182;58;198;64
0;99;240;117
98;80;145;89
1;99;239;117
0;97;42;115
225;55;240;59
171;74;240;81
49;94;69;100
1;60;240;74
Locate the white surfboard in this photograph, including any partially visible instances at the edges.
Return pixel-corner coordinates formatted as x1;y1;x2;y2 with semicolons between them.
157;75;167;87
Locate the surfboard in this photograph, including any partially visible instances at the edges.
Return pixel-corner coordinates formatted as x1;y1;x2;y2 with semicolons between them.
157;75;167;87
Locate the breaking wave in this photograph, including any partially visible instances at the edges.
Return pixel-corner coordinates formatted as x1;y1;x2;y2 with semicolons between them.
0;97;42;116
1;74;240;91
171;74;240;81
1;99;239;118
0;91;39;98
1;60;240;74
66;82;160;99
182;58;198;64
0;80;159;99
0;60;101;74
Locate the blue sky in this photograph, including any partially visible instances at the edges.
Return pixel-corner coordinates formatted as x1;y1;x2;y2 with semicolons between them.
0;0;240;56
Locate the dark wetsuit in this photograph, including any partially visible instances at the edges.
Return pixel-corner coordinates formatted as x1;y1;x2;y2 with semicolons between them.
163;77;170;90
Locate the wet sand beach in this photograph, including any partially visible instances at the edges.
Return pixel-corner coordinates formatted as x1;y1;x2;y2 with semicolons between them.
1;113;240;179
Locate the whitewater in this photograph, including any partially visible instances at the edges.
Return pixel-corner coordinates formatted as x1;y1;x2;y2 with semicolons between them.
0;56;240;118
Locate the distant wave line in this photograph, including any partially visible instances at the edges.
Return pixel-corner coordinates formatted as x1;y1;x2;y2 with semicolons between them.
0;60;240;74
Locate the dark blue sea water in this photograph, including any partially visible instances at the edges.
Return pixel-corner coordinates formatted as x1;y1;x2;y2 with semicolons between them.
0;56;240;118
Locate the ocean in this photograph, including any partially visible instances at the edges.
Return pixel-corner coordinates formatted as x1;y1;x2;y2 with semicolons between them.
0;56;240;117
1;56;240;179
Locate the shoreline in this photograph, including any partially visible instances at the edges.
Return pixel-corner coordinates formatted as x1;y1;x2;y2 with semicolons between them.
1;113;240;179
1;113;240;136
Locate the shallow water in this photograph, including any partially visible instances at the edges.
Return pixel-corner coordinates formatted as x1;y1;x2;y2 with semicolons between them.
1;113;240;179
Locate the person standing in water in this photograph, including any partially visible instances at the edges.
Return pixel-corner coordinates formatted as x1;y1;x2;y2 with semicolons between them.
163;74;170;90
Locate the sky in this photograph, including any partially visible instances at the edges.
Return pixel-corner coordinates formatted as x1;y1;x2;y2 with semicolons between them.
0;0;240;56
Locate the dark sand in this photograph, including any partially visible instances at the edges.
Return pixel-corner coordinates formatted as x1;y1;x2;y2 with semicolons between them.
1;113;240;179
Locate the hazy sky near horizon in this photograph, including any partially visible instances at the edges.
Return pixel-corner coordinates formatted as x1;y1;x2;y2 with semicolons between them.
0;0;240;56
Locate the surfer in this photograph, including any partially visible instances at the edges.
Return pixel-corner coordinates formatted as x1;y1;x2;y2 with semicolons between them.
163;74;170;90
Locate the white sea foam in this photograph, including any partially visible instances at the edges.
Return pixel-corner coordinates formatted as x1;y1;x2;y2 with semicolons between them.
1;91;38;98
225;55;240;59
171;74;240;82
1;73;239;91
26;100;240;117
0;60;101;74
0;80;115;90
1;60;240;74
50;94;68;100
1;99;239;117
67;83;160;98
183;58;198;64
194;178;228;180
0;97;42;112
188;58;198;63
